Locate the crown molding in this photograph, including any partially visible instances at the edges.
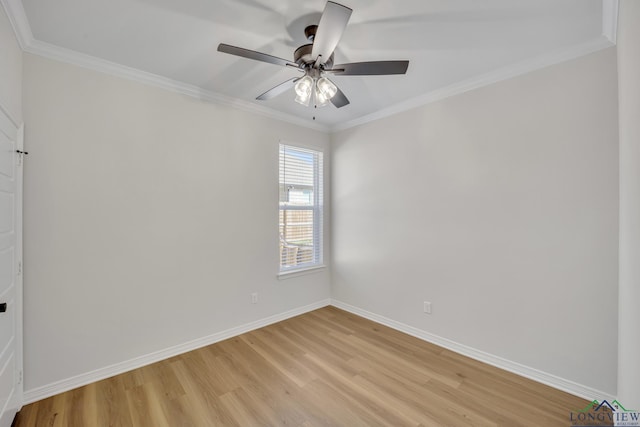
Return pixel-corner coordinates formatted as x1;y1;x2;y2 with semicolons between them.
2;0;618;135
331;36;615;132
602;0;619;44
0;0;329;133
23;40;330;133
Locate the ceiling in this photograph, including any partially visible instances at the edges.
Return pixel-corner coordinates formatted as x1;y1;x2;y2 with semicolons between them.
8;0;615;130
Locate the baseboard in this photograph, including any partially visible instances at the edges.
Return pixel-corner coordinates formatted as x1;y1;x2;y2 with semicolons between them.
23;299;331;404
24;298;614;405
330;299;616;402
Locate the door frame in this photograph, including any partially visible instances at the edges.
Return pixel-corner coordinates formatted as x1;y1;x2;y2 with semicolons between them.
14;123;23;411
0;106;24;424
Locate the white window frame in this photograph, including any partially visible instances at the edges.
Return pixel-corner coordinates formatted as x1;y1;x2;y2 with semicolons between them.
278;143;324;276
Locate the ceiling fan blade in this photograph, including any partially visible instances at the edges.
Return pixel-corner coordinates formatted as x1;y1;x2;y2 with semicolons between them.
311;2;352;65
330;86;350;108
328;61;409;76
256;78;299;100
218;43;298;68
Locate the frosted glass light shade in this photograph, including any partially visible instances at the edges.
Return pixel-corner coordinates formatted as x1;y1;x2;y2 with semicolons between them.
315;86;330;106
316;77;337;100
294;75;314;106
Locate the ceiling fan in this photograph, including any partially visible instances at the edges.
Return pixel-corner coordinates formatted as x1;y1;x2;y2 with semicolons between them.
217;1;409;109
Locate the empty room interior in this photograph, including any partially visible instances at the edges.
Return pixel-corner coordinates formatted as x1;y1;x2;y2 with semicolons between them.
0;0;639;425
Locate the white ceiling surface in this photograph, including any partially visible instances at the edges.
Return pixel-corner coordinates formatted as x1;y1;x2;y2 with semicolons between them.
18;0;610;129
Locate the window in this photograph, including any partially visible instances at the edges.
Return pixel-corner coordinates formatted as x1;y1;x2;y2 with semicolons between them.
279;144;323;272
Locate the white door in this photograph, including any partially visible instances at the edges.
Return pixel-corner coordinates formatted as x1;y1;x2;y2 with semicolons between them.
0;107;23;426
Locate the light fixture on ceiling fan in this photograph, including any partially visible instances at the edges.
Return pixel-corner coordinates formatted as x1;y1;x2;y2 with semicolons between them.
217;1;409;109
293;70;338;107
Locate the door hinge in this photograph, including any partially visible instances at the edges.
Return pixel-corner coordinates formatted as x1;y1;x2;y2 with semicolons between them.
16;150;28;166
17;261;22;275
17;370;22;385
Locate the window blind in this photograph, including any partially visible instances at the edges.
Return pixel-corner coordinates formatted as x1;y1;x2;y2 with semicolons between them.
279;144;323;271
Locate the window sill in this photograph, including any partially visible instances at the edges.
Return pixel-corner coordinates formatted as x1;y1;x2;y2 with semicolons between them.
277;265;327;280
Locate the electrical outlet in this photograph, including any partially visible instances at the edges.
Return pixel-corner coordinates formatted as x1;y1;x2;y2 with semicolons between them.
251;293;258;304
423;301;432;314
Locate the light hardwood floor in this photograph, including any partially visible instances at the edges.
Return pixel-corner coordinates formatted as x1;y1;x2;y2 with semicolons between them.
15;306;594;426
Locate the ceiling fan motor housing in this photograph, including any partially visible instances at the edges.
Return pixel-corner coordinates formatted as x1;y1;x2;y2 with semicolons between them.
295;25;334;69
294;44;334;69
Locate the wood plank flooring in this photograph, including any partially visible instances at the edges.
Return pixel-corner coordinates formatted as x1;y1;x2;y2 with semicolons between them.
14;306;593;426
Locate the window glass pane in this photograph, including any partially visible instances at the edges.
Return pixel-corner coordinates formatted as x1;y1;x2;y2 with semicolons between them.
279;146;316;206
279;209;314;268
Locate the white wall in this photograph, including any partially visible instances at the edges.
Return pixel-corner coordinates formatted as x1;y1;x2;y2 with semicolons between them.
0;4;22;124
331;47;619;395
22;53;331;392
617;0;640;409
